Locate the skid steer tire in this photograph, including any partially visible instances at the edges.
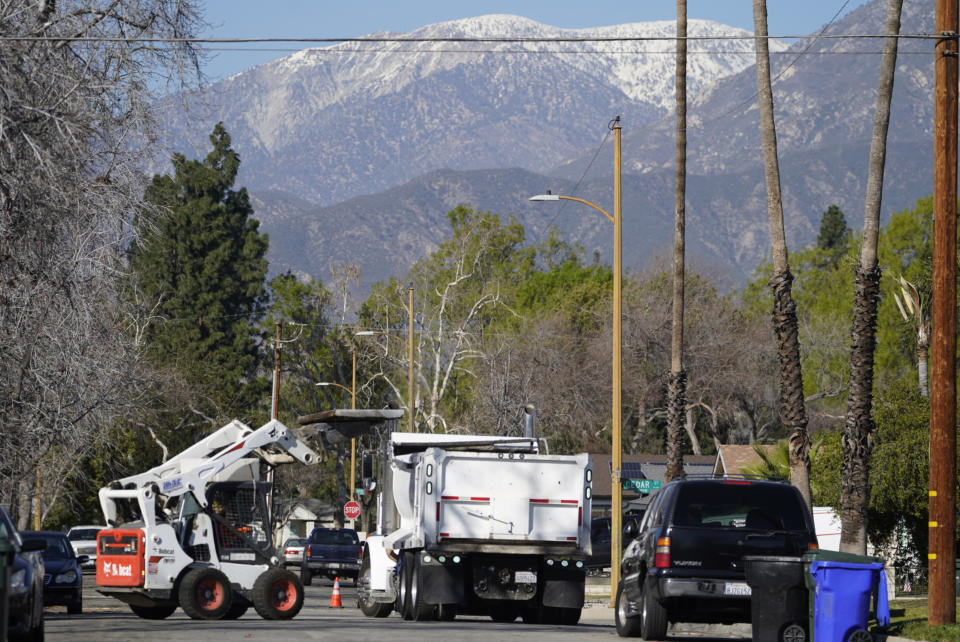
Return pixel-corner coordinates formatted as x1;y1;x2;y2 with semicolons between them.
252;567;304;620
179;567;233;620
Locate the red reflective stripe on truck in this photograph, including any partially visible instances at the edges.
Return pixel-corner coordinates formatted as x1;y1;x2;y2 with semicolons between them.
441;496;458;500
529;499;549;503
578;506;583;526
566;537;578;541
436;502;440;522
439;533;449;537
470;497;490;502
560;499;578;504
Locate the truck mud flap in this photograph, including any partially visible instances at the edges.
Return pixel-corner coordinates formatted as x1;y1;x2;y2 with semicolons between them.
542;566;586;609
421;560;465;605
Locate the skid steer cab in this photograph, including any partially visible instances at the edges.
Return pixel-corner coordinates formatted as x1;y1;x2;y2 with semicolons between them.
95;418;318;621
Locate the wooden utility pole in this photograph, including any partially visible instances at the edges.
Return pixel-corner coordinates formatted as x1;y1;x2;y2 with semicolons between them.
407;286;415;432
929;0;958;625
272;320;282;420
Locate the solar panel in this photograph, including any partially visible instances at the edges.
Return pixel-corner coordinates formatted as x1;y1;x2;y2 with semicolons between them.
611;461;647;481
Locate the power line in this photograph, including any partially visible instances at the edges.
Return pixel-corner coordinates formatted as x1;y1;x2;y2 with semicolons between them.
198;46;932;56
0;33;949;44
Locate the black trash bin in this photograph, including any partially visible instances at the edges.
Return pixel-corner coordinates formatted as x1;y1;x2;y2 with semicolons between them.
744;555;808;642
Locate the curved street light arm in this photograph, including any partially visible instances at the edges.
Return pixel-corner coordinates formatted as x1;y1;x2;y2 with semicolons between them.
557;195;615;224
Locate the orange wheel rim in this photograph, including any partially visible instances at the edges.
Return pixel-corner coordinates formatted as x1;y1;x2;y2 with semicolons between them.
197;578;225;610
271;579;298;610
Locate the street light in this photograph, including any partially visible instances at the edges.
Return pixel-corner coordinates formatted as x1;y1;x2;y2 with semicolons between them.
356;319;416;433
528;116;622;607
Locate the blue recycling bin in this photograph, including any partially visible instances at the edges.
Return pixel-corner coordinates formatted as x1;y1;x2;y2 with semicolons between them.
807;557;890;642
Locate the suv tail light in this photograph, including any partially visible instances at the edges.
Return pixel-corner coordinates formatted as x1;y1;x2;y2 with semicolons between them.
305;544;312;557
654;537;671;568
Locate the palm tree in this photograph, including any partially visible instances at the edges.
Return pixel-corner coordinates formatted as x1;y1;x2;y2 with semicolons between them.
841;0;903;555
741;436;826;483
752;0;812;507
666;0;687;482
893;275;929;397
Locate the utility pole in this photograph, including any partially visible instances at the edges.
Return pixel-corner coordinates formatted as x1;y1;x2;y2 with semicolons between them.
408;286;415;433
272;320;282;421
609;116;623;609
928;0;958;625
268;320;282;524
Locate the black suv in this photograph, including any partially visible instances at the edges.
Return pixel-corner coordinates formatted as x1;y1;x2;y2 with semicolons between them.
615;477;817;639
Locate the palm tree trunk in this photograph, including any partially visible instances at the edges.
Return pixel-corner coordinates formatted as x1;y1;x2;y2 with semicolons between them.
753;0;812;507
841;0;903;555
666;0;688;482
918;338;929;398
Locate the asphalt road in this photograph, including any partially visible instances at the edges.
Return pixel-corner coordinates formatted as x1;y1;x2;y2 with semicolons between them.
42;572;751;641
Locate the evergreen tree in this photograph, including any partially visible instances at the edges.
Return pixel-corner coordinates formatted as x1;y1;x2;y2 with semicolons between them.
817;205;850;253
130;123;270;428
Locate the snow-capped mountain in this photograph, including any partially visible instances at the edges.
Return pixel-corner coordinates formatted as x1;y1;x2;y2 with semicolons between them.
156;14;781;206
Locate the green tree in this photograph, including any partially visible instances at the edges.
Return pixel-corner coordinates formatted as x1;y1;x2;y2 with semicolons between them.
817;205;850;254
360;206;530;432
129;123;270;438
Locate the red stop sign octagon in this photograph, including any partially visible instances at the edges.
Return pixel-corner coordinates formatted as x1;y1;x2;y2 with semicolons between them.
343;500;361;520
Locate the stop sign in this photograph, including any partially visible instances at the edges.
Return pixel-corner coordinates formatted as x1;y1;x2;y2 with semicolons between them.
343;500;361;520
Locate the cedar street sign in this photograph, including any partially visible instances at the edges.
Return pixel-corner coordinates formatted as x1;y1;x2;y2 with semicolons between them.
622;478;662;494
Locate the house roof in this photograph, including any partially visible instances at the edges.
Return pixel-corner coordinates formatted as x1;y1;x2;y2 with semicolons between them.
275;497;337;520
590;453;715;500
713;444;775;476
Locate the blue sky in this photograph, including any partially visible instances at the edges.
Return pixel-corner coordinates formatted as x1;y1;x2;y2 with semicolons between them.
199;0;870;80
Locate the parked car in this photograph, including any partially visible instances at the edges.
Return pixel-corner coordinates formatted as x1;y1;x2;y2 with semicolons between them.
300;527;361;586
0;506;46;641
588;515;643;574
23;530;86;614
281;537;308;566
66;524;102;570
615;476;818;639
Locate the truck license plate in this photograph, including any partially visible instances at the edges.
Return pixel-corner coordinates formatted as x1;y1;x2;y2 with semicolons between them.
724;582;751;596
515;571;537;584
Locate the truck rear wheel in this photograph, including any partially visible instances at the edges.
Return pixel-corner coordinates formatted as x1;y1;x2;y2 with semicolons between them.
179;567;233;620
129;603;177;619
300;564;312;586
409;557;434;621
252;568;304;620
399;552;415;620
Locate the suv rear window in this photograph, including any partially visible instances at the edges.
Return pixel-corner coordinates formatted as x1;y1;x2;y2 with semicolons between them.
673;482;807;531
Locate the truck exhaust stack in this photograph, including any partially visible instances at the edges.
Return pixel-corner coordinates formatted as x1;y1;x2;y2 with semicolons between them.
523;404;536;439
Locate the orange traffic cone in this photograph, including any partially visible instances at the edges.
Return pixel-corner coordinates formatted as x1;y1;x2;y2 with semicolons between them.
329;576;343;608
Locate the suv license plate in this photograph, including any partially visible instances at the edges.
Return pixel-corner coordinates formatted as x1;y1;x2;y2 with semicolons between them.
724;582;751;596
515;571;537;584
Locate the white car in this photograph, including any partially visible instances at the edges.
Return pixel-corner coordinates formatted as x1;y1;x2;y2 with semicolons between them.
281;537;307;566
66;525;103;570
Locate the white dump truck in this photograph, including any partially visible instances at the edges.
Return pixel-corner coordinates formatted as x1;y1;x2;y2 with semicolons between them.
357;422;594;625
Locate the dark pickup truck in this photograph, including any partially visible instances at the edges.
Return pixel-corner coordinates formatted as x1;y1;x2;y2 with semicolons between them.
299;527;362;586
